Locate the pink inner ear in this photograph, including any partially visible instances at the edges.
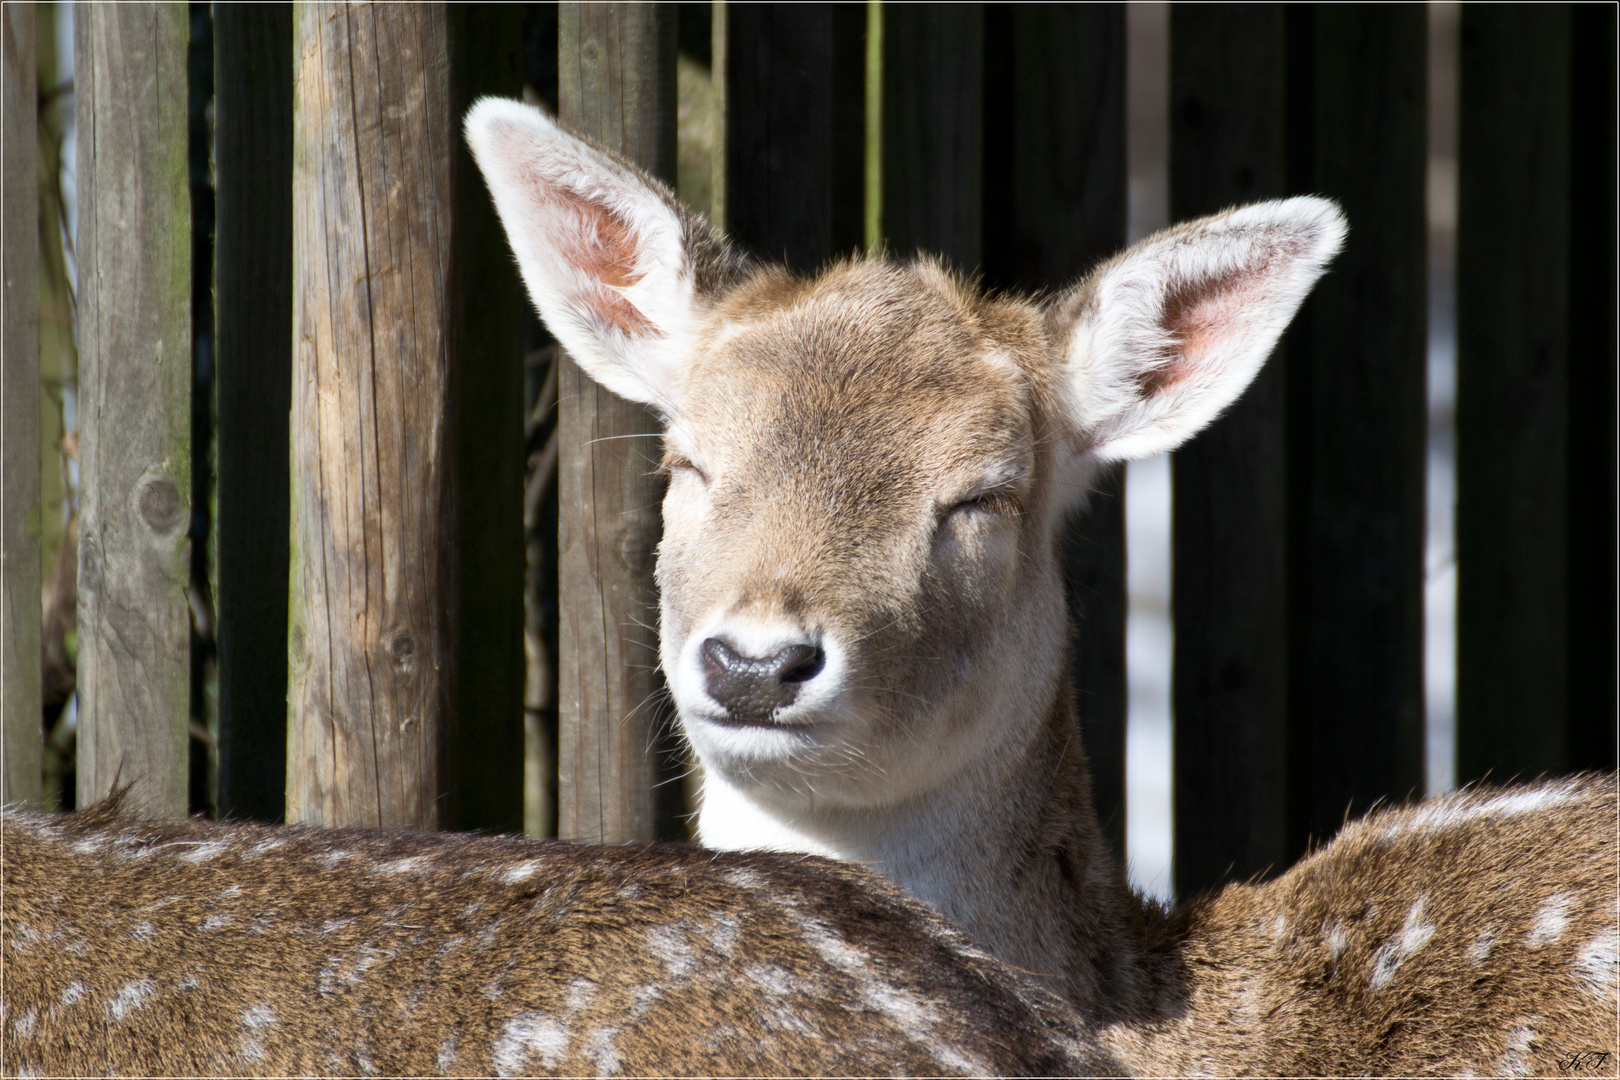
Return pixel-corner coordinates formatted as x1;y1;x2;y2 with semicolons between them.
1139;272;1250;395
565;197;660;337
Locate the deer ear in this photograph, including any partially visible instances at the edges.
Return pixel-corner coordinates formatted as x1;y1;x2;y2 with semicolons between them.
464;97;746;413
1049;196;1346;464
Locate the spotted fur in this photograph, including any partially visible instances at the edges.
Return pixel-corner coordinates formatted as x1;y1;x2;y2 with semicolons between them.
1;798;1117;1076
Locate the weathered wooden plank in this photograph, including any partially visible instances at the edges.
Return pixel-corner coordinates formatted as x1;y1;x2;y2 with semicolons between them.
881;3;983;268
1564;2;1618;773
1283;6;1426;852
1455;7;1571;784
445;6;525;833
1167;5;1289;898
2;2;42;807
214;3;293;823
288;4;452;829
982;4;1128;859
554;2;675;844
723;4;863;269
74;4;192;817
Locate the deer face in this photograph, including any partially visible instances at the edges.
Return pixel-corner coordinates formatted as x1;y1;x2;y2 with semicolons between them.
466;98;1344;819
653;262;1072;806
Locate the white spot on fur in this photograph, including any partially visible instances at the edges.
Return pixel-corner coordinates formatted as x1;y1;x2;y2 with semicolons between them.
1495;1023;1536;1077
378;855;430;876
498;860;540;884
437;1030;461;1071
586;1025;623;1076
179;972;200;991
1369;899;1435;990
1575;929;1619;999
723;867;766;891
483;980;505;1001
320;917;355;935
647;924;697;977
1324;922;1348;961
565;978;596;1013
108;979;156;1021
245;837;286;858
202;914;231;932
219;884;243;898
177;841;231;864
59;982;85;1007
317;849;354;866
1526;892;1572;948
356;1044;378;1075
1469;929;1496;965
492;1012;570;1076
11;1008;36;1039
243;1004;275;1029
704;913;740;957
1270;914;1287;941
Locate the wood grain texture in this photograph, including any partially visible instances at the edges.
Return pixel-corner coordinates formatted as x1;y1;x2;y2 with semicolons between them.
288;4;451;829
1455;7;1572;784
982;3;1128;860
74;5;192;818
444;6;524;833
2;2;42;807
555;2;676;844
723;5;864;271
1564;3;1618;774
1168;5;1289;898
214;3;293;823
881;4;983;269
1284;6;1426;853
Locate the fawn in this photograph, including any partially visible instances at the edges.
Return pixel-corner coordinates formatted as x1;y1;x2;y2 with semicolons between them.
1;793;1114;1076
468;96;1620;1076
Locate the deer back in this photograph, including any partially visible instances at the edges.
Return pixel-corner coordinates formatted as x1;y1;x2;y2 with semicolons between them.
2;801;1118;1077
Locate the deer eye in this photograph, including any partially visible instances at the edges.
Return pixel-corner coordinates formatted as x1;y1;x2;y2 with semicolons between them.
657;453;710;485
946;488;1023;520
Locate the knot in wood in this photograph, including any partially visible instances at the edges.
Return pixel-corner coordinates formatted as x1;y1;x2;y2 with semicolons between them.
389;631;416;667
137;477;185;534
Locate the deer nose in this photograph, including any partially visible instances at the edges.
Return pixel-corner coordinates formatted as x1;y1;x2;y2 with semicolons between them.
700;637;826;725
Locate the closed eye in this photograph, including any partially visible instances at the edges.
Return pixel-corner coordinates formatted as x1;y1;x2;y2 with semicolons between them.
945;488;1023;519
656;453;710;485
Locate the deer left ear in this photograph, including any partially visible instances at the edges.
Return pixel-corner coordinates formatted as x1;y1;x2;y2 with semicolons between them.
464;97;748;414
1048;196;1346;466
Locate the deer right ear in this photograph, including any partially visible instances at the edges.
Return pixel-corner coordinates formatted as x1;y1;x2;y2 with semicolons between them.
1049;196;1346;465
464;97;745;413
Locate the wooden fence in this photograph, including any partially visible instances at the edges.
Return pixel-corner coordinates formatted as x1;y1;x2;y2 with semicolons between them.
2;3;1613;901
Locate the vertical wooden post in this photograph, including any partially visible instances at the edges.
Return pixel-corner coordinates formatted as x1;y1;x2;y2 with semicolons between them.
445;6;525;833
1563;2;1618;774
74;5;192;817
1284;7;1426;851
288;4;453;829
554;2;676;844
1168;5;1289;898
2;2;42;807
881;4;984;269
722;5;864;270
214;4;293;822
981;4;1128;859
1455;7;1573;783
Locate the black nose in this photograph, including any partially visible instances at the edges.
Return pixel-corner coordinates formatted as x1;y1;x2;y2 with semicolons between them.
700;637;826;725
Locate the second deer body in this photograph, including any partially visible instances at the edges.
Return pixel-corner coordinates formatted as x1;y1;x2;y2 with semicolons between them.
469;98;1620;1077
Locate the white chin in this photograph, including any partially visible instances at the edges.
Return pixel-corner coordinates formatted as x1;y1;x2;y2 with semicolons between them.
679;709;824;767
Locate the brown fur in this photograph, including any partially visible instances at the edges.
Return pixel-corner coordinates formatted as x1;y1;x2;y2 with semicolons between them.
0;797;1119;1077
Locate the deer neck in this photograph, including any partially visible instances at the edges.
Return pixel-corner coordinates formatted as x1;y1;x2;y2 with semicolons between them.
696;633;1154;1015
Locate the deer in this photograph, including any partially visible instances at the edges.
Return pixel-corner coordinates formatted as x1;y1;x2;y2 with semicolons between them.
467;95;1620;1077
1;792;1117;1076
